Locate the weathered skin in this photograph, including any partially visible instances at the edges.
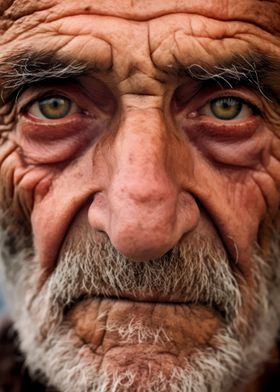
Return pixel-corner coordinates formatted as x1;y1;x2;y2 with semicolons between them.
1;0;280;389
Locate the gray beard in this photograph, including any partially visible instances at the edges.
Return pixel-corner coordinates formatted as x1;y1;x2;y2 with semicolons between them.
0;218;280;392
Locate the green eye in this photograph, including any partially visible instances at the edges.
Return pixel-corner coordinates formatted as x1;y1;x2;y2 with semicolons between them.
210;97;243;120
37;96;72;119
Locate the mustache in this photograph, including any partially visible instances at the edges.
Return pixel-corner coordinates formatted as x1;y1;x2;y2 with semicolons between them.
41;233;241;324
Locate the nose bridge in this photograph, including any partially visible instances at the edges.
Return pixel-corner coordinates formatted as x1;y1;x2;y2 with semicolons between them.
113;104;172;200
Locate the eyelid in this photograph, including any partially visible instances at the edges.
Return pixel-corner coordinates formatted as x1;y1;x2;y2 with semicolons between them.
15;77;116;117
15;80;89;114
18;91;76;116
195;89;264;115
27;96;79;120
198;96;257;121
173;83;265;117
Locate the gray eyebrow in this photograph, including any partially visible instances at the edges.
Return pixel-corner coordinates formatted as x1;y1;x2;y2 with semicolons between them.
0;50;96;102
0;49;279;104
162;51;280;103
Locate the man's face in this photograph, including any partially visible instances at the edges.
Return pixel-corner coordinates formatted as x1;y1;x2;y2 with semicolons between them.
1;0;280;390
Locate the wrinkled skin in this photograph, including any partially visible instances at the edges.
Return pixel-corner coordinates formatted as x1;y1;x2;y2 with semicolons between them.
1;0;280;391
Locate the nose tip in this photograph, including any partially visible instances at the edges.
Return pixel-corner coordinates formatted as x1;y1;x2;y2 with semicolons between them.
108;184;180;261
109;222;177;262
88;184;200;261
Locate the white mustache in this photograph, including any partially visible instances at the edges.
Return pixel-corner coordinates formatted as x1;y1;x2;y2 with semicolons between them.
42;234;241;324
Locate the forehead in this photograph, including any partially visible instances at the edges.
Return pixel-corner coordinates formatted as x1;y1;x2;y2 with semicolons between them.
1;0;280;24
0;0;280;81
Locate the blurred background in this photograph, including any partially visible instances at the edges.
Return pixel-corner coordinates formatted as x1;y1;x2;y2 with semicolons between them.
0;287;6;314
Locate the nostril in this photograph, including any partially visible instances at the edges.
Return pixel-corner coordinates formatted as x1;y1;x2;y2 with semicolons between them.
88;191;109;233
161;247;176;260
110;243;177;262
88;178;200;262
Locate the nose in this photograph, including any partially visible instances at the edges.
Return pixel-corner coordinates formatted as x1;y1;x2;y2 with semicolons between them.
88;107;200;261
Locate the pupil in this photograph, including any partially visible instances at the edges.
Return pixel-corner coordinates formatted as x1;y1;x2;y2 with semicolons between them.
211;97;242;120
52;99;60;109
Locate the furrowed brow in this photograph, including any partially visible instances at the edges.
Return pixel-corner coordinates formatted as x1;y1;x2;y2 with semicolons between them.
164;51;280;104
1;49;279;105
0;50;101;102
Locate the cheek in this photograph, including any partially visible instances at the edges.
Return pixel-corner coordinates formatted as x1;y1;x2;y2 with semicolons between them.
190;154;269;286
29;149;104;273
0;139;32;216
228;178;265;242
0;134;63;247
199;171;276;330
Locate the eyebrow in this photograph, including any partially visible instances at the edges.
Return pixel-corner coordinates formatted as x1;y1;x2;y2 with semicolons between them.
0;50;101;102
163;51;280;104
0;49;279;104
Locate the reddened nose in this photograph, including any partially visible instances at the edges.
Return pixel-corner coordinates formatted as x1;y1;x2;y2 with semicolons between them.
88;107;200;260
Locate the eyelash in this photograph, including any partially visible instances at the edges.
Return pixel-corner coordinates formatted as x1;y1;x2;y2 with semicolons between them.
20;93;68;111
207;96;258;116
195;94;262;121
17;84;262;129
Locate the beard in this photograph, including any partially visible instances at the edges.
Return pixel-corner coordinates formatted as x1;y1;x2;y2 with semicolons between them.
0;215;280;392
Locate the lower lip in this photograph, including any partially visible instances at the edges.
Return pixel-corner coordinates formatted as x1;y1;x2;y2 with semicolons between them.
66;297;223;356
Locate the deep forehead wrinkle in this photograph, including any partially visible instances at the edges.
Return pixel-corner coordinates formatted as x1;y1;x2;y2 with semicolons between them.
1;0;280;34
1;49;280;104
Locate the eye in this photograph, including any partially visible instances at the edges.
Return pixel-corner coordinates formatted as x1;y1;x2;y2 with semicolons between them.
200;96;254;121
28;95;78;120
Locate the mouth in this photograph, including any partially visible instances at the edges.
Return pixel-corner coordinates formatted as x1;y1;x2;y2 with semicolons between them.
64;292;228;322
65;295;225;364
54;231;240;325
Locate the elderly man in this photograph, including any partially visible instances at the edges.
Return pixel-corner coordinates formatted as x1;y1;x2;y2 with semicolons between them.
0;0;280;390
